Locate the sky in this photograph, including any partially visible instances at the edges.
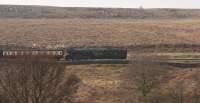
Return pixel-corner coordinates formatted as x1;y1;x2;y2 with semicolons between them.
0;0;199;9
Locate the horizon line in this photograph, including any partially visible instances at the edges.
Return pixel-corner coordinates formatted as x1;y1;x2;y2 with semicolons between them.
0;4;200;10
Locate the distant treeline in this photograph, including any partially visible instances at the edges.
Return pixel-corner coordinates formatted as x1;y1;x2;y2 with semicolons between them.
0;5;200;19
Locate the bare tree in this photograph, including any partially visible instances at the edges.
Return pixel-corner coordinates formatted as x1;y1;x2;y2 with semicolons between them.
124;58;168;103
167;80;186;103
0;59;80;103
190;71;200;103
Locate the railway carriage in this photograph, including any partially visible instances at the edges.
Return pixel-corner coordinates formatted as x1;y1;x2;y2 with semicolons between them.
0;49;64;59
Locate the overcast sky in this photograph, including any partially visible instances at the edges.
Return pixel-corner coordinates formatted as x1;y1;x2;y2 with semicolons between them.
0;0;199;9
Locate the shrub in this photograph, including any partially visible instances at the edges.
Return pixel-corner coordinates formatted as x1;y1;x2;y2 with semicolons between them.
0;59;80;103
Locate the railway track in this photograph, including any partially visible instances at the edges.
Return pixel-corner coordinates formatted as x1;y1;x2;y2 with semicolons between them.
58;59;200;68
157;59;200;68
0;59;130;65
1;58;200;68
57;59;130;65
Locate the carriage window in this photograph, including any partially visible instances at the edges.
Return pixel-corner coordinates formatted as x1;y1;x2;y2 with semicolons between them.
38;51;42;55
36;51;38;55
9;51;13;55
52;51;56;55
48;51;51;55
4;52;6;55
21;51;24;55
3;52;7;56
52;51;54;55
26;51;29;55
39;51;43;55
43;51;46;55
32;51;37;55
26;51;30;55
24;51;26;55
56;51;59;55
47;51;50;55
14;51;17;55
6;52;9;55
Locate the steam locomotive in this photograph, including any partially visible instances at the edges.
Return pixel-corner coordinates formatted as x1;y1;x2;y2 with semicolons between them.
0;48;127;61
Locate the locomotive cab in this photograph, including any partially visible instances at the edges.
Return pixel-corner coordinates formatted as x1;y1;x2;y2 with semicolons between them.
0;50;3;58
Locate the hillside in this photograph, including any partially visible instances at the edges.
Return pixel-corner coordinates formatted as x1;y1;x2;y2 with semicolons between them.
1;19;200;51
0;5;200;19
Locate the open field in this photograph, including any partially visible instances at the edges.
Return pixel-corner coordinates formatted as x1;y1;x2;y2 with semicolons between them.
1;19;200;50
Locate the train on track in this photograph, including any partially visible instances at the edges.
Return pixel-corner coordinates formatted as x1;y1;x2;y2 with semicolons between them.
0;48;127;61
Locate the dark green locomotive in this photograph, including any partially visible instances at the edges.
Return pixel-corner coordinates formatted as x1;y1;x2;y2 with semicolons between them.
67;48;127;60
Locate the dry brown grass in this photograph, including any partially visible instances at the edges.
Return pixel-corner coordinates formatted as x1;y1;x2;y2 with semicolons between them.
64;64;200;103
65;64;128;103
1;19;200;48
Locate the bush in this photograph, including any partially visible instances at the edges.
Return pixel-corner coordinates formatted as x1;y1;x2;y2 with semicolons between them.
0;59;80;103
122;57;169;103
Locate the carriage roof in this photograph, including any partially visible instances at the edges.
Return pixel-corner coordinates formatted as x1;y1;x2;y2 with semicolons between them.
1;49;64;51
